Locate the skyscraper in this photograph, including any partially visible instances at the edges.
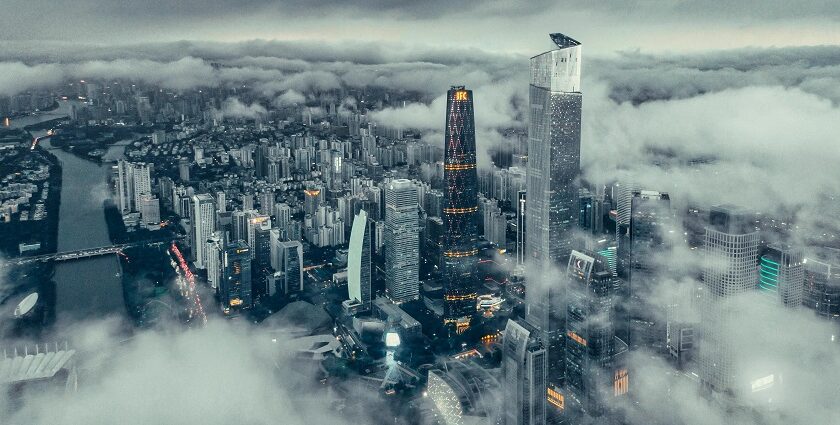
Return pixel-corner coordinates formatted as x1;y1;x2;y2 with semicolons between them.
384;179;420;303
758;245;804;308
564;250;627;419
274;240;303;297
525;31;583;399
220;241;252;314
803;249;840;321
190;194;216;269
525;33;582;266
699;206;759;393
627;190;672;351
347;209;372;311
442;86;480;330
502;319;548;425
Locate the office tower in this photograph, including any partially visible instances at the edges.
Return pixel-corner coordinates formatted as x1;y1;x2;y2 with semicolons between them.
615;182;640;280
627;190;672;351
252;217;273;299
502;319;547;425
190;194;216;269
803;249;840;320
564;250;626;419
758;245;804;308
347;209;372;311
274;240;304;297
699;206;760;393
525;33;582;265
442;86;480;329
274;202;291;229
215;191;226;212
206;233;224;291
247;212;271;260
138;194;160;226
220;241;252;314
384;179;420;303
525;32;582;397
178;158;190;182
516;190;527;267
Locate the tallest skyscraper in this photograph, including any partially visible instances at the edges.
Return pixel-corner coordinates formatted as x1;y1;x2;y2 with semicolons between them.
442;86;479;332
524;33;583;403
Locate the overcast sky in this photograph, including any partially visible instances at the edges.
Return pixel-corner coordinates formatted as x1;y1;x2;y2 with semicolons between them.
3;0;840;54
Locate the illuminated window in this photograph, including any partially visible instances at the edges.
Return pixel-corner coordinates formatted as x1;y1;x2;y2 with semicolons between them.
454;91;469;101
614;369;629;396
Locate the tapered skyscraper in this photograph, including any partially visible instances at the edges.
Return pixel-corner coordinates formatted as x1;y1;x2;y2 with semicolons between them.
525;32;583;395
443;86;479;331
525;33;582;267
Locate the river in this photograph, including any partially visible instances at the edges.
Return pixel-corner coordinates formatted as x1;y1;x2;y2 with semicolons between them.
11;101;129;321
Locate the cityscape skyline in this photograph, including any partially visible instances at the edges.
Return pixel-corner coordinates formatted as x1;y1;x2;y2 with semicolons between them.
1;4;840;424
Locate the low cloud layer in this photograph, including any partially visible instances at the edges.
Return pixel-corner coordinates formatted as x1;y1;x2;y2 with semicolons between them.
1;319;372;425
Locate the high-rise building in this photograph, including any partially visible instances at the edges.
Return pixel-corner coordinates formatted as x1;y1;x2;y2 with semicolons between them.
803;249;840;321
178;158;190;182
442;86;480;330
384;179;420;303
206;232;224;291
116;160;152;215
627;190;672;351
758;245;804;308
220;241;252;314
131;163;152;212
699;205;760;393
525;33;582;266
252;217;273;299
525;31;583;399
564;250;627;419
274;240;304;297
190;194;216;269
347;209;372;311
138;194;160;226
502;319;548;425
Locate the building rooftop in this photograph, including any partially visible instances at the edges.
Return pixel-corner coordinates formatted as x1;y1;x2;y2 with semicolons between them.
550;33;581;49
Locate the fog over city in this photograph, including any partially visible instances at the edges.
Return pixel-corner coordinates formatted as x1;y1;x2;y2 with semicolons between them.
1;1;839;425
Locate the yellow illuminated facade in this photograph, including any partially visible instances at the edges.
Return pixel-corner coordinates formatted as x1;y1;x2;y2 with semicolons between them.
614;369;629;396
567;330;587;347
547;387;565;410
454;90;469;101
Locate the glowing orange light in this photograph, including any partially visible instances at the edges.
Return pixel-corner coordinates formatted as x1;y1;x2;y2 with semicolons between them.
454;90;469;101
567;331;587;347
444;163;476;171
547;388;565;410
614;369;629;396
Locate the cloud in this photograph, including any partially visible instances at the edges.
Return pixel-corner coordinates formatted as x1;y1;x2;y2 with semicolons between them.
212;97;267;120
274;89;306;106
1;318;378;425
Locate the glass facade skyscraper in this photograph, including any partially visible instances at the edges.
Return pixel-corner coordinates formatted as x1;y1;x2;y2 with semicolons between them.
627;190;672;351
699;206;759;393
443;86;479;330
524;32;583;401
385;179;420;303
221;240;252;314
348;209;372;311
